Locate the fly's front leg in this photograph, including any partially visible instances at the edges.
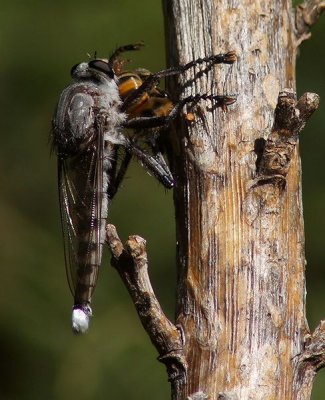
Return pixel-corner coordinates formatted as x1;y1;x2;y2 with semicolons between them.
121;51;237;112
109;42;144;73
120;52;237;189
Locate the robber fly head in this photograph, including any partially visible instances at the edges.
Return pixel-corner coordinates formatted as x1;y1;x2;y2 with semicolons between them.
70;59;116;83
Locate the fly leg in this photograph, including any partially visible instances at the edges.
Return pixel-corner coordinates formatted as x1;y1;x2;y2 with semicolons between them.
125;141;174;189
109;43;144;62
107;151;132;199
109;42;144;72
123;93;236;130
108;139;173;196
121;51;237;112
119;51;236;189
121;93;235;187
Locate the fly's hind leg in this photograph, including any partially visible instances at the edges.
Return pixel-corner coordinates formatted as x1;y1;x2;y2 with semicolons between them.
107;136;173;197
123;93;236;130
126;142;174;189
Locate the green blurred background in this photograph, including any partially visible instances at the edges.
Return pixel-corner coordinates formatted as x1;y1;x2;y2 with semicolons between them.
0;1;323;399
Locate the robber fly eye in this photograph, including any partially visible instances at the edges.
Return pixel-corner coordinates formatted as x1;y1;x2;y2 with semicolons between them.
70;63;80;76
88;60;115;79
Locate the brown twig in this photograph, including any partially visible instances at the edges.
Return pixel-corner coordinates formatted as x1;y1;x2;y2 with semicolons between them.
106;224;186;382
257;89;319;183
295;0;325;44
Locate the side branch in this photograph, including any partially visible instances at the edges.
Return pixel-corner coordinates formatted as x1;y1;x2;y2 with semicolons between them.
106;224;186;382
257;89;319;184
300;320;325;371
295;0;325;44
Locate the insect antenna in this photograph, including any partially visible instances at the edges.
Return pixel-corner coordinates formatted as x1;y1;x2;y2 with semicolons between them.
86;51;97;60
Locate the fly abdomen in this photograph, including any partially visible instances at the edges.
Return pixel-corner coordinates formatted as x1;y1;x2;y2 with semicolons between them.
75;262;98;301
72;184;108;334
74;228;104;303
77;240;98;258
72;246;101;334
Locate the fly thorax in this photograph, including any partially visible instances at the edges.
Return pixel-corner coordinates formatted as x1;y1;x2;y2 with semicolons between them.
97;80;127;145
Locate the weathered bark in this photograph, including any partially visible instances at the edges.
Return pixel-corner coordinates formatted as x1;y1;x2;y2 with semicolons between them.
107;1;324;399
161;0;323;399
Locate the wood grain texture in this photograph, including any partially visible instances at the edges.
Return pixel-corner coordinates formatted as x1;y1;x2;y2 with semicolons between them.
162;1;322;399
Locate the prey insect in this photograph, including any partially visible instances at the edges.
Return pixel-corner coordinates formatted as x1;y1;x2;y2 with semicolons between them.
51;43;236;334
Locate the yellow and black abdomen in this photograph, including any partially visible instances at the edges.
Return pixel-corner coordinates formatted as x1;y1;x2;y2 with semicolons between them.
118;71;174;119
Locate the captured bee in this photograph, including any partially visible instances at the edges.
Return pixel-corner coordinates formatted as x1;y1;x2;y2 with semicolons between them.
118;68;174;118
51;43;236;334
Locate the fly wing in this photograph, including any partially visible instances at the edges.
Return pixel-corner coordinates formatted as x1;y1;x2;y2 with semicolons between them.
58;130;104;303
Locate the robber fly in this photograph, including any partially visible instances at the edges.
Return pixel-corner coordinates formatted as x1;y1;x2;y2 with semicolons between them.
51;43;236;334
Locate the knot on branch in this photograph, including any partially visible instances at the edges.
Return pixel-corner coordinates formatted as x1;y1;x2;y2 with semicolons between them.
125;235;148;265
299;320;325;371
218;393;239;400
256;89;319;185
106;224;186;383
295;0;325;44
187;391;208;400
159;350;187;382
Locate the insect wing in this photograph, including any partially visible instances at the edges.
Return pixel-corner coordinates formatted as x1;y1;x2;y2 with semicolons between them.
58;131;104;301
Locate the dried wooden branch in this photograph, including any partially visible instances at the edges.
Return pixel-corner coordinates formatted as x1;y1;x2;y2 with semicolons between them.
106;224;186;382
162;1;322;399
295;0;325;44
257;89;320;184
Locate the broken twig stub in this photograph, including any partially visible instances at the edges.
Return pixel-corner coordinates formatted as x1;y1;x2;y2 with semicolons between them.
106;224;186;383
257;89;319;184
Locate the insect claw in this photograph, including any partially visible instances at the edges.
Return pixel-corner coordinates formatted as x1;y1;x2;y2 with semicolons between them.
223;51;237;64
184;112;196;122
133;41;145;50
218;95;237;112
223;95;237;105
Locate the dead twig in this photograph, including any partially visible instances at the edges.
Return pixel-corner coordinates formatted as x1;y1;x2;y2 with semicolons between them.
295;0;325;44
106;224;186;382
